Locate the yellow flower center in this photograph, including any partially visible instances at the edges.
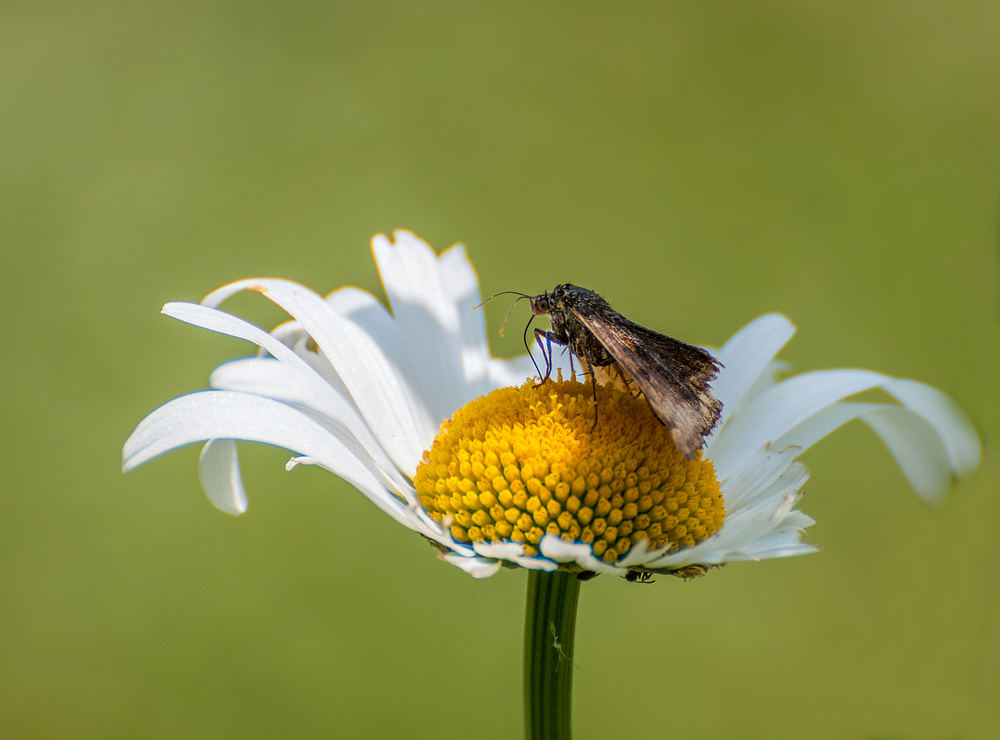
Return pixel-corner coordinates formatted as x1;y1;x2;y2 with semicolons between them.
413;378;725;566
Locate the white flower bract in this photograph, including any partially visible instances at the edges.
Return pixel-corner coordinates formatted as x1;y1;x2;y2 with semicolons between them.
122;231;981;578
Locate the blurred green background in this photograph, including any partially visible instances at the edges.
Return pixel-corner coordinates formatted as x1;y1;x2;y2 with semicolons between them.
2;2;998;738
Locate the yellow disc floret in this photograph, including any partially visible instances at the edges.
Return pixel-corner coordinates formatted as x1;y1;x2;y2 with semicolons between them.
413;378;725;566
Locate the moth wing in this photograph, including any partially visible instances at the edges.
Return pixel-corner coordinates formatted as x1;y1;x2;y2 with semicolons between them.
576;314;722;458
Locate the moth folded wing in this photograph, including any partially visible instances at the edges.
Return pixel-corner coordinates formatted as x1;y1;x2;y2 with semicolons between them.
579;318;722;459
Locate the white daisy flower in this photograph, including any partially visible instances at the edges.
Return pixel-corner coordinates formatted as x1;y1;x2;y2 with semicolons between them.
122;231;981;580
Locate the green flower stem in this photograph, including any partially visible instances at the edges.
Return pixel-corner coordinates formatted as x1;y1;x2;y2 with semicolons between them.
523;569;581;740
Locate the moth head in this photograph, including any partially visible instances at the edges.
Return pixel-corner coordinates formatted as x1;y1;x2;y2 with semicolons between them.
529;292;553;316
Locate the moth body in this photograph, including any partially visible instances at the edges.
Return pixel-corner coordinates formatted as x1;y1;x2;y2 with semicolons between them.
527;284;722;459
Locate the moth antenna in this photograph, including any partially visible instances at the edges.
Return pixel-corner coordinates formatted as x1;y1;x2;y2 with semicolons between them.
471;291;532;337
471;290;530;310
498;295;532;337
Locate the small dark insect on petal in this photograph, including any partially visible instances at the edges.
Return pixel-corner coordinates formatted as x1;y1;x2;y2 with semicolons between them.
625;570;655;584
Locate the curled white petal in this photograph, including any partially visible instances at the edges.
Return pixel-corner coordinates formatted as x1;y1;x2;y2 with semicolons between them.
710;369;979;494
199;439;248;515
122;391;429;535
440;553;503;579
773;399;960;506
859;406;953;506
881;379;980;478
773;401;879;453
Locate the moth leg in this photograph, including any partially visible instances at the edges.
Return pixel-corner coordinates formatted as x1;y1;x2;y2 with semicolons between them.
589;366;600;430
532;329;561;384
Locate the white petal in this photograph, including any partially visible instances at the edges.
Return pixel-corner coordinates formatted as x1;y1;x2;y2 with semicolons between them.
202;279;436;474
732;360;790;415
323;287;411;379
268;317;310;350
859;406;953;506
705;314;796;449
724;499;819;560
618;538;657;568
122;391;427;534
373;230;462;333
880;379;980;479
290;336;353;398
438;243;495;396
709;369;978;492
719;444;802;510
209;357;412;500
772;401;879;454
776;509;816;531
209;357;355;422
473;541;558;571
717;492;801;562
648;462;810;568
164;302;313;372
198;439;248;515
489;354;538;387
167;301;410;494
728;540;820;561
166;300;361;421
286;455;317;470
712;369;889;475
723;464;810;538
320;286;471;435
616;540;647;568
372;231;471;419
773;400;959;506
539;535;626;575
440;553;503;578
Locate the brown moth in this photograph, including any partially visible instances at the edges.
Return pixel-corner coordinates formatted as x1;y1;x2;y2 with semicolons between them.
526;284;722;460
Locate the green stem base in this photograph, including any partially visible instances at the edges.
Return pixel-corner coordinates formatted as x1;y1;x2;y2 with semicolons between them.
523;570;581;740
